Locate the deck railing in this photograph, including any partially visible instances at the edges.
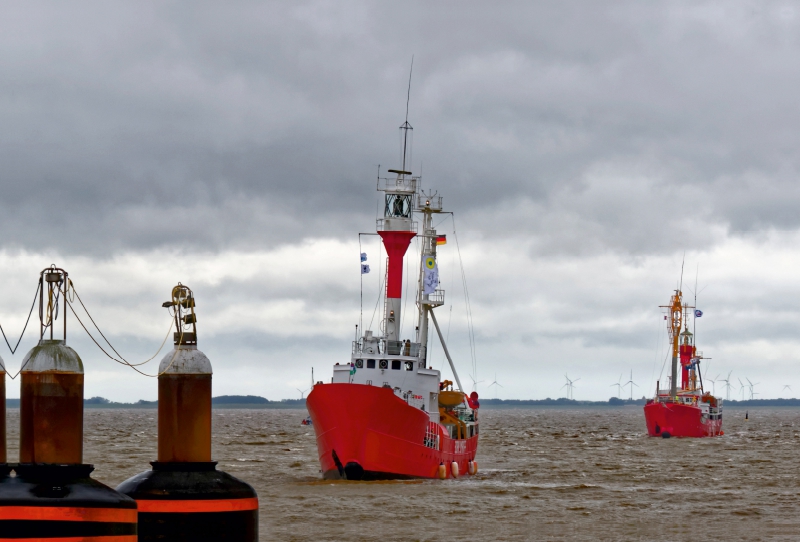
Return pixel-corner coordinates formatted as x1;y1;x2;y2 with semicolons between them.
424;422;440;450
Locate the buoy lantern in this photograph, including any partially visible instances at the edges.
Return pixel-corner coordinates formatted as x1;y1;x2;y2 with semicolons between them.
117;284;258;541
0;266;137;540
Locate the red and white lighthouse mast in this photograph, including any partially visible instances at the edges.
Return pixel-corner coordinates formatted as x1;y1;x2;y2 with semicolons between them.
377;115;417;343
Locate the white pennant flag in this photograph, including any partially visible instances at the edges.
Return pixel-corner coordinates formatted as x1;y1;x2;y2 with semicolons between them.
423;256;438;295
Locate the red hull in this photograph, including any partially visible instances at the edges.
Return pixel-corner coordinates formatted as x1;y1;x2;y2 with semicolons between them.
306;383;479;479
644;402;722;438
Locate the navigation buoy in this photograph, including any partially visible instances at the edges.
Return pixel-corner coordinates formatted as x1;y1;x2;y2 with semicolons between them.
117;284;258;541
745;411;749;421
0;266;137;540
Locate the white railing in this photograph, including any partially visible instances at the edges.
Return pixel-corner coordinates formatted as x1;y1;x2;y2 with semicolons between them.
421;289;445;306
424;421;440;449
352;340;422;357
415;194;442;211
379;176;417;193
376;218;418;232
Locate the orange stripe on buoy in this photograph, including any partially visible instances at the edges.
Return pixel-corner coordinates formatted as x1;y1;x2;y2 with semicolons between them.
0;506;136;523
0;537;136;542
136;497;258;513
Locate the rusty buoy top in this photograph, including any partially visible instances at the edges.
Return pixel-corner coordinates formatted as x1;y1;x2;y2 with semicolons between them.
20;340;84;465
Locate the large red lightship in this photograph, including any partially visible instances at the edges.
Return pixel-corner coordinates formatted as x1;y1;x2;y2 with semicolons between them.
644;289;723;438
306;119;479;480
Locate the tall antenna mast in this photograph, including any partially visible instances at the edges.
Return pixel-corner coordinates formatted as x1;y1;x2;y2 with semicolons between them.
693;264;698;340
400;56;414;173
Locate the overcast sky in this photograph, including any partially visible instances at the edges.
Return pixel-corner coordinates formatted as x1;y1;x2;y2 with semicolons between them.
1;1;799;401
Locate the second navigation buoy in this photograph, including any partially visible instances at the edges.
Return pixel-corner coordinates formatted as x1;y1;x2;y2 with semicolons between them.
117;283;258;541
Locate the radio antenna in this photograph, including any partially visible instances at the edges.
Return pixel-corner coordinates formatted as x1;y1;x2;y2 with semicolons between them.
400;56;414;173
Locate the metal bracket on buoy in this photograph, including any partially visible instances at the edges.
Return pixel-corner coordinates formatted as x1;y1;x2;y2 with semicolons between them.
39;265;68;342
162;283;197;346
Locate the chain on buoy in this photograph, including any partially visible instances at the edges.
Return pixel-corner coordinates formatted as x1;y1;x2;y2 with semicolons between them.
0;266;137;540
117;283;258;541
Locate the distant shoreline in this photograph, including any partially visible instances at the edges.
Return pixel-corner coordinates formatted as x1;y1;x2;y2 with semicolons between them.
4;395;797;409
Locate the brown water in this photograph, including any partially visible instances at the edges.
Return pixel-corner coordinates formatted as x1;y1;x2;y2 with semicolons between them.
5;407;800;540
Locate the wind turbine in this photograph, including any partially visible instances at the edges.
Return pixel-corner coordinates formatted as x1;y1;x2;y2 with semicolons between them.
562;374;579;400
297;387;310;400
782;384;792;396
720;371;733;401
624;370;638;401
610;374;623;398
707;374;720;396
468;374;485;393
738;378;746;400
746;378;759;400
488;373;503;400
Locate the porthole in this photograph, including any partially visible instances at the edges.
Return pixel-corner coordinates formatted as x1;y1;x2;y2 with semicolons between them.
355;359;364;369
379;360;388;369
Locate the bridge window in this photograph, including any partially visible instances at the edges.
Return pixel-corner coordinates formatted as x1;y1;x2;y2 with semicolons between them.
391;360;402;370
367;359;376;369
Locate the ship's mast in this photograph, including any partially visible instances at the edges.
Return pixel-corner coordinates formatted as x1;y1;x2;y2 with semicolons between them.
663;290;683;399
373;61;418;343
414;191;443;362
416;207;433;361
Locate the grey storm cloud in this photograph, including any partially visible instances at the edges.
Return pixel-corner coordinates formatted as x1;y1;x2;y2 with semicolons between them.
1;1;800;256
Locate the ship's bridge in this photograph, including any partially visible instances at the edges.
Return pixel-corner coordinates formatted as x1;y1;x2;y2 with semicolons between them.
329;336;442;422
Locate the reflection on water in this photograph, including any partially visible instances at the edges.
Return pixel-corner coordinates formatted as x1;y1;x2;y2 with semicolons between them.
6;407;800;541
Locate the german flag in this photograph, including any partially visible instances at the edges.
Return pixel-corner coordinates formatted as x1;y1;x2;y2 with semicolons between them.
436;235;447;245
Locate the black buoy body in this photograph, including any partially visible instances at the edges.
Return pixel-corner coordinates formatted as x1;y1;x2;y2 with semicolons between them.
117;285;258;541
0;338;137;540
118;461;257;541
0;464;137;540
